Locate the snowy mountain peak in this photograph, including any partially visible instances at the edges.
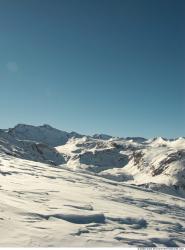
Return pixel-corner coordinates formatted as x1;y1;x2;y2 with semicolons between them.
41;124;54;129
125;137;147;143
1;123;185;246
0;124;185;198
7;124;83;147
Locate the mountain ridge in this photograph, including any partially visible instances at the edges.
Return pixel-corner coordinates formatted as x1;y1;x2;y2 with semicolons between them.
1;123;185;247
0;123;185;197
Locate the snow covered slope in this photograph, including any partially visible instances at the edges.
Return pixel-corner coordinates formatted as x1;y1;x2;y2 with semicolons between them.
0;129;65;165
0;124;185;246
56;136;185;197
8;124;83;147
1;124;185;196
1;152;185;247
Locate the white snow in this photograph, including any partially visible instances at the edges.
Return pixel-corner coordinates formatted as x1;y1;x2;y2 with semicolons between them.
56;134;185;196
0;124;185;247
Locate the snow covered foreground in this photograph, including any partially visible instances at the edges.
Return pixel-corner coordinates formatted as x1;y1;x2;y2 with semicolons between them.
1;154;185;247
0;124;185;246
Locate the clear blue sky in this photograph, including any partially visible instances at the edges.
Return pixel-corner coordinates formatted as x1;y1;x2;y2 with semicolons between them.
0;0;184;138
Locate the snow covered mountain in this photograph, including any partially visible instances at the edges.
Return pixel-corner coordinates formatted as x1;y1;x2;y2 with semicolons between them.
1;148;185;247
56;135;185;197
0;124;185;246
1;124;185;196
8;124;83;147
0;128;65;165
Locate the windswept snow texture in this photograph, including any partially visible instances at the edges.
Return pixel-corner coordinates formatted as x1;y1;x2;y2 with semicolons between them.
1;154;185;247
0;124;185;246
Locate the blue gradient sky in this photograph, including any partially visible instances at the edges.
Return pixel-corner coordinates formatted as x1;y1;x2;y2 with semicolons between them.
0;0;184;138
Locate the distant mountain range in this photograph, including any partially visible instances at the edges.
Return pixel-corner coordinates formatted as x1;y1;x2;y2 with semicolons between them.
0;124;185;197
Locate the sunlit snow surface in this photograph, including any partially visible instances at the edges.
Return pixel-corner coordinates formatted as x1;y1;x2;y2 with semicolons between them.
1;153;185;247
0;125;185;247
